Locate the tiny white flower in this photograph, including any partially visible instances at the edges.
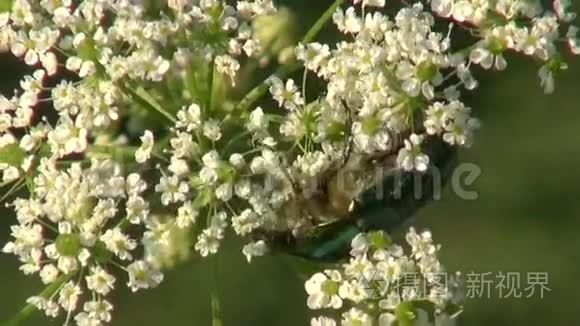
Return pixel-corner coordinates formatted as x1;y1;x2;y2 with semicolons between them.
58;282;82;311
229;153;246;169
126;196;150;224
168;157;190;177
354;0;385;8
170;131;198;159
199;166;219;185
234;179;252;199
85;266;116;295
126;260;164;292
215;55;240;84
126;173;147;196
311;316;337;326
350;233;370;257
83;300;113;322
168;0;191;12
232;209;261;236
305;270;343;310
343;255;373;279
195;227;224;257
538;65;555;94
203;119;222;141
242;240;268;263
338;279;369;303
341;308;372;326
247;106;268;132
333;8;362;34
431;0;454;17
155;175;189;205
100;228;137;260
176;104;202;131
378;312;397;326
135;130;154;163
396;134;430;172
268;77;304;110
39;264;59;284
202;150;221;168
215;183;233;201
2;166;20;182
176;202;198;228
376;257;402;283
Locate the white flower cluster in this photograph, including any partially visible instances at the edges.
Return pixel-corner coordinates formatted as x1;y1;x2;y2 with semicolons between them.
150;101;274;261
0;0;576;324
2;159;164;325
305;229;463;326
0;0;273;182
0;1;275;324
186;3;487;244
429;0;579;92
294;2;482;163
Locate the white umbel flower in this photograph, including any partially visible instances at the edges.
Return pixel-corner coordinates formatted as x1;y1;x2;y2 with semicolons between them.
353;0;385;8
341;308;372;326
305;270;343;309
126;260;164;292
268;77;304;110
58;282;82;311
100;228;137;261
85;266;116;296
176;203;198;228
195;227;224;257
176;104;202;132
396;134;430;172
242;240;268;263
135;130;154;163
311;316;337;326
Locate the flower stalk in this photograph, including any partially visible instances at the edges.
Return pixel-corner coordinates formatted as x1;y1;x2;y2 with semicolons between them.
5;275;71;326
234;0;345;113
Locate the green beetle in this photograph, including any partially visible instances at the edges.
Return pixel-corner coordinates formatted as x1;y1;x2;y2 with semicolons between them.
265;136;457;262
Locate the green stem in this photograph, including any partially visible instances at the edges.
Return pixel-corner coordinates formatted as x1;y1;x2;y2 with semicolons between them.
234;0;345;113
300;0;344;44
0;177;27;204
5;275;71;326
302;67;308;103
222;130;252;155
207;59;216;113
210;290;222;326
210;256;222;326
123;85;177;123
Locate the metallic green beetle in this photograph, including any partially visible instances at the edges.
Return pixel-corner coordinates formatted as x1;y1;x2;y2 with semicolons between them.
266;136;457;262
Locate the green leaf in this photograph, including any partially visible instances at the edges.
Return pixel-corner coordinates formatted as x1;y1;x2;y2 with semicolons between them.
91;240;113;264
395;301;416;326
123;85;176;123
193;188;213;209
0;0;13;13
77;38;98;60
217;163;236;183
0;143;26;167
4;274;71;325
368;230;391;250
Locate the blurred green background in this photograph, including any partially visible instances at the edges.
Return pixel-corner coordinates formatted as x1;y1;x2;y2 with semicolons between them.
1;1;580;325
